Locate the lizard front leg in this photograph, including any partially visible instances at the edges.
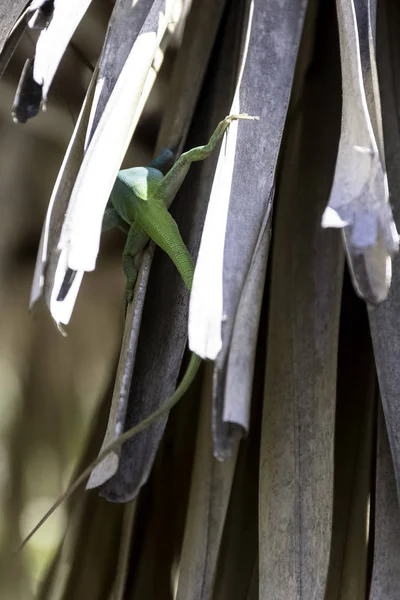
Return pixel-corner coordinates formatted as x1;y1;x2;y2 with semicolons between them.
102;202;130;234
154;113;257;205
122;224;149;306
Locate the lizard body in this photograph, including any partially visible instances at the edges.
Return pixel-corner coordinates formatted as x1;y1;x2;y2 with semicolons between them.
19;113;257;550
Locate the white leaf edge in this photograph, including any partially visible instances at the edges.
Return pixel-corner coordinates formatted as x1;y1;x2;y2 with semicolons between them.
33;0;93;100
188;1;255;360
52;2;181;325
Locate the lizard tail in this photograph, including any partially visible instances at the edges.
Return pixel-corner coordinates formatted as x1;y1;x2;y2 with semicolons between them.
17;352;202;553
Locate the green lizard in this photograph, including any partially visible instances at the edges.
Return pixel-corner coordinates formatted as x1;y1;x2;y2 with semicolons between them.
18;113;257;551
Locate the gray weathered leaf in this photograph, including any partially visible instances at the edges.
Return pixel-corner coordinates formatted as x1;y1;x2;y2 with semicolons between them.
213;0;309;458
0;0;28;55
86;253;152;488
211;356;262;600
367;0;400;498
259;4;344;596
86;0;155;143
94;0;229;499
188;0;258;362
33;0;93;102
52;0;178;325
325;282;375;600
30;66;98;317
0;2;30;78
369;407;400;599
175;364;238;600
322;0;398;304
33;0;180;327
83;0;163;488
222;219;270;439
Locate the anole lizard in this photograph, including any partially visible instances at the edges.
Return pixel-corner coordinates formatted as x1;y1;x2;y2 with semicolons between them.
19;113;257;551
